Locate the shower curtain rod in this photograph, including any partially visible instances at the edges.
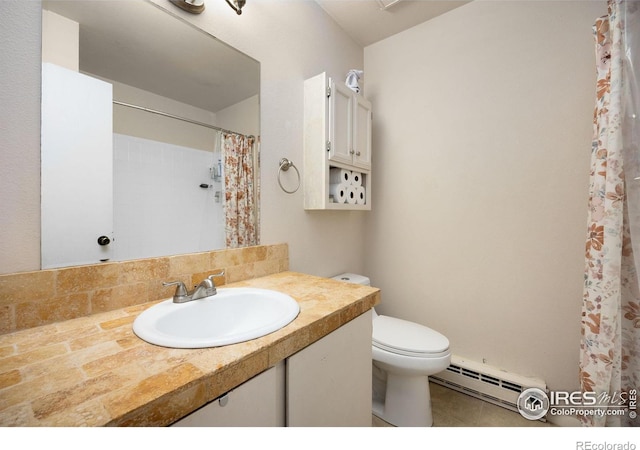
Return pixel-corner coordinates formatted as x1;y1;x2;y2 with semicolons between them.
113;100;255;139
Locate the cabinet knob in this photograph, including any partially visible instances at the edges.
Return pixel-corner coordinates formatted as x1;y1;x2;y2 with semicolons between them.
349;149;355;155
356;151;361;156
97;236;111;246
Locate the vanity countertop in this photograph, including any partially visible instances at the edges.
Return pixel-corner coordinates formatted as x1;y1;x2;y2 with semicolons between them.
0;271;379;426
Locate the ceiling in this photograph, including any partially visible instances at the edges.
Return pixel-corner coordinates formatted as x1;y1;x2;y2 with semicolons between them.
314;0;471;47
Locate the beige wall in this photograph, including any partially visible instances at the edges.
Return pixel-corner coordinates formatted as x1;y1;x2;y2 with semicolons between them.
111;80;219;152
0;1;41;273
0;0;366;277
216;94;260;139
363;0;605;393
41;10;78;71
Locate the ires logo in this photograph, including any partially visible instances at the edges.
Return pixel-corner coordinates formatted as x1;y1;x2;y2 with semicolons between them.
517;388;549;420
517;388;637;420
549;391;628;407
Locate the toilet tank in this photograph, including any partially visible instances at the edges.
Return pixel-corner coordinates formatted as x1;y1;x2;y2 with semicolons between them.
332;273;378;318
331;273;370;286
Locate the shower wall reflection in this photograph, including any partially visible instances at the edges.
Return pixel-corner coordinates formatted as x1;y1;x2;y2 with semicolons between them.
113;133;224;261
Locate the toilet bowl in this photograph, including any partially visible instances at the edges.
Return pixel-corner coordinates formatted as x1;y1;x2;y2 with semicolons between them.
332;273;451;427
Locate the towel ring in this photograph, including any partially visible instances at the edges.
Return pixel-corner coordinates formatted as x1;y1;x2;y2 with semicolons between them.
278;158;300;194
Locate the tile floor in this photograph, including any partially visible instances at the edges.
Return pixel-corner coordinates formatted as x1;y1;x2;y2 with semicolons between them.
372;382;552;427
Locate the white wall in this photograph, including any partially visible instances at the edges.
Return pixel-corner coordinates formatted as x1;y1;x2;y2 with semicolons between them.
0;0;366;277
363;0;605;393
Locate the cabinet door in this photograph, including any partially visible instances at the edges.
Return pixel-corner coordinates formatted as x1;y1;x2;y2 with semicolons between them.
287;310;373;426
353;95;372;170
171;362;285;427
328;79;355;166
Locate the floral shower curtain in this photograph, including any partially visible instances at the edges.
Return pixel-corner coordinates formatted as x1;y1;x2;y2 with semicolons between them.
222;132;258;248
580;0;640;427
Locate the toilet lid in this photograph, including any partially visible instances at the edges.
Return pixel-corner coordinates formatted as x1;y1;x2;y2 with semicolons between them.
372;315;449;355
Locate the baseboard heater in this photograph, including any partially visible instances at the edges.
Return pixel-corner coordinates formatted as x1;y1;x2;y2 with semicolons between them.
430;355;547;418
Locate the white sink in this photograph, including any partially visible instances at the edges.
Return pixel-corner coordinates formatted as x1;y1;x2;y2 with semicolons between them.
133;287;300;348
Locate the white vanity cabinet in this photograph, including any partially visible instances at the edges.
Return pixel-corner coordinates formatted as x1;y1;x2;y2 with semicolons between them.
304;72;372;210
171;362;286;427
172;310;373;427
286;310;373;426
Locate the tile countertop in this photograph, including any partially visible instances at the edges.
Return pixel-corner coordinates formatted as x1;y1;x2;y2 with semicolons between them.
0;271;380;426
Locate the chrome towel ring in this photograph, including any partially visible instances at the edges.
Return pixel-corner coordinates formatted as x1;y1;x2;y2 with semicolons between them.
278;158;300;194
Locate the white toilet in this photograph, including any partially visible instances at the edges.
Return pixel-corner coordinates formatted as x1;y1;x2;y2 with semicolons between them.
332;273;451;427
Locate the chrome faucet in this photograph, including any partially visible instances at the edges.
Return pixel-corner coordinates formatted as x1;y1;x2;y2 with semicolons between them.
163;271;225;303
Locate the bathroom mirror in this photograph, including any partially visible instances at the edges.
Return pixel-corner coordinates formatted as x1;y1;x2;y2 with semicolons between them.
41;0;260;269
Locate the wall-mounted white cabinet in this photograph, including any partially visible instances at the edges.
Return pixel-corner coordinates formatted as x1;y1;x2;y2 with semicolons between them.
327;80;372;170
304;72;372;210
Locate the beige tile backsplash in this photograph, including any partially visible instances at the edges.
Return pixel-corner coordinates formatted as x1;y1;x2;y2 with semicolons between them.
0;244;289;335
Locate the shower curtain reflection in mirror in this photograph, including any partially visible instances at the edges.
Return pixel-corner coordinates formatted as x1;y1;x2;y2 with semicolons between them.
580;0;640;427
222;132;259;248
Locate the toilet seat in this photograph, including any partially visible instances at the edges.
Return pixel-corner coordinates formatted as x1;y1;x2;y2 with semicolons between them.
373;315;450;358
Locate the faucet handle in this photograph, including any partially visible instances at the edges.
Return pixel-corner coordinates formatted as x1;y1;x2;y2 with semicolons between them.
162;281;189;303
207;270;225;284
201;271;225;297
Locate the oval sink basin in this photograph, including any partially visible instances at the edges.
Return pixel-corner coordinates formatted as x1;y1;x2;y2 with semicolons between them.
133;287;300;348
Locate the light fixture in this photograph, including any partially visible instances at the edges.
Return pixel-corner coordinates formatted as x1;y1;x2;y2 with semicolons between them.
169;0;205;14
375;0;403;10
225;0;245;15
169;0;246;15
